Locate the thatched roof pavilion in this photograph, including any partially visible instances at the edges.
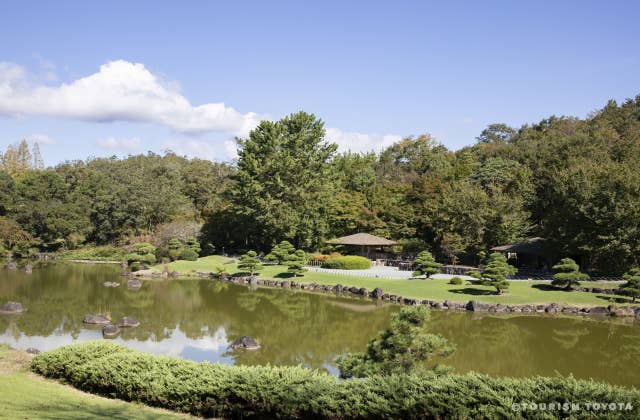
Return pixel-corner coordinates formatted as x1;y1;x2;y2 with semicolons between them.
326;233;396;257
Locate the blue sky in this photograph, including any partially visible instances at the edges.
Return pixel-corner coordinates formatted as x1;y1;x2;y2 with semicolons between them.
0;0;639;165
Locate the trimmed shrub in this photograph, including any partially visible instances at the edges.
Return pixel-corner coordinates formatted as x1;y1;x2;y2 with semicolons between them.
323;256;371;270
125;252;156;265
179;248;199;261
449;276;463;285
32;342;640;419
309;252;342;263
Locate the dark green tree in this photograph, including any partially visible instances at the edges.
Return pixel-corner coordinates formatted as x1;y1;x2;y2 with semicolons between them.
167;239;184;261
475;123;516;144
125;242;157;265
287;249;308;277
551;258;589;290
186;237;201;255
0;171;15;216
238;250;263;275
619;268;640;302
440;232;466;265
265;241;296;264
471;252;516;294
232;112;338;250
412;250;442;278
337;306;455;378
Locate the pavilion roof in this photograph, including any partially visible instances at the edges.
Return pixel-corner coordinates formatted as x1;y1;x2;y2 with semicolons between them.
491;237;545;255
326;233;396;246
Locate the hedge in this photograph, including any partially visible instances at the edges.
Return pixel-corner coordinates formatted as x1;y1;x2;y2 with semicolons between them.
32;342;640;419
323;256;371;270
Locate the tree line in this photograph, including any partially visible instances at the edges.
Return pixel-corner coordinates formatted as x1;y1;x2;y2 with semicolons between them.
1;95;639;275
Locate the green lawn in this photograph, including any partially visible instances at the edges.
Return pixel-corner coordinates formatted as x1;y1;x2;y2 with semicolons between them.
151;256;631;307
0;345;195;420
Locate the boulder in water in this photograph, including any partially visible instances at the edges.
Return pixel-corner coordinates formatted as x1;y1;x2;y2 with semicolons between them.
83;314;111;324
102;324;120;338
229;336;261;350
117;317;140;328
127;279;142;289
25;264;33;273
0;301;26;314
25;347;40;355
6;261;17;270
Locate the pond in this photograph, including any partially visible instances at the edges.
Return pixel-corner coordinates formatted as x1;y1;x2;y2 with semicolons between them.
1;263;639;387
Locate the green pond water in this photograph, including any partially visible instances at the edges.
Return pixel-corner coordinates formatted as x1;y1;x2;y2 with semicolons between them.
1;263;639;386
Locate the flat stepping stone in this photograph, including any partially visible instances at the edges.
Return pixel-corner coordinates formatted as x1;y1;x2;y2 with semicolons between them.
103;281;120;287
229;336;261;350
83;314;111;324
117;317;140;328
0;301;26;314
102;324;120;338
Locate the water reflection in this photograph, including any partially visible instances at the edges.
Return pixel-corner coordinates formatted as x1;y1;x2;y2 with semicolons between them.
0;263;396;372
427;311;640;387
1;263;639;386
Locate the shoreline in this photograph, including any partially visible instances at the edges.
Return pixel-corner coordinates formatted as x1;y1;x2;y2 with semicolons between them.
65;259;122;264
130;269;640;319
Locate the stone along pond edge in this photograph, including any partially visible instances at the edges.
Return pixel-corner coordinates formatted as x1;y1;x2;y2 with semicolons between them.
129;270;640;319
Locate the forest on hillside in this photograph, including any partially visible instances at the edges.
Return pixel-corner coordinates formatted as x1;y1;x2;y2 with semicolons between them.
1;95;639;275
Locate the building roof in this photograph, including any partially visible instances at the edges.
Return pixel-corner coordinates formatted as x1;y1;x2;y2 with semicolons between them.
326;233;397;246
491;237;546;255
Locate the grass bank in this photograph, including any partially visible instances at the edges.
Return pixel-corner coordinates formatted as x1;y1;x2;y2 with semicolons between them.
0;344;194;419
151;256;632;307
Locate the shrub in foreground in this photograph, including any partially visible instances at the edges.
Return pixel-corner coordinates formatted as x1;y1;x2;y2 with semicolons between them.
32;341;640;419
323;255;371;270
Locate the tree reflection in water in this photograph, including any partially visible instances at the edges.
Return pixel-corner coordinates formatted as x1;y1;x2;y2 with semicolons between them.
1;263;639;386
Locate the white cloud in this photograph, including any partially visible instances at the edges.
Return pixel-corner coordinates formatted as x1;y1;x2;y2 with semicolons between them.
161;128;402;162
161;138;237;161
0;60;265;136
0;60;404;158
96;136;141;151
33;53;58;82
325;127;402;153
29;133;56;144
